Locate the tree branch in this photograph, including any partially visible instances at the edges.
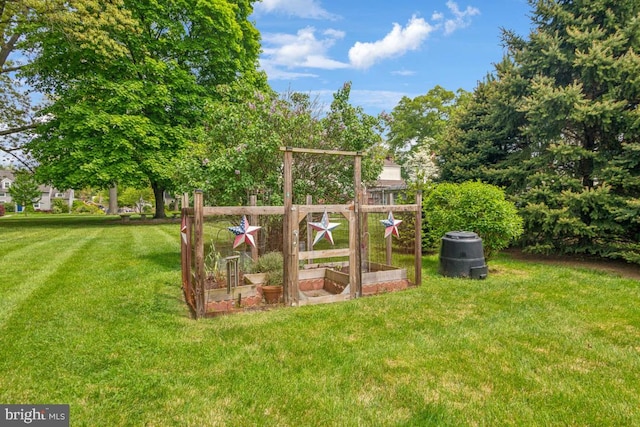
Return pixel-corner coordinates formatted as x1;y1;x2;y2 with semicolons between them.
0;122;38;137
1;64;24;74
0;146;33;171
0;32;20;69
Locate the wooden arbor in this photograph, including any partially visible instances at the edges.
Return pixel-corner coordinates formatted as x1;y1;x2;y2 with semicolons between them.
181;147;422;317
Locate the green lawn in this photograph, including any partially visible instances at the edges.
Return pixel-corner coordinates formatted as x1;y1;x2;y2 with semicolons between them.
1;215;639;426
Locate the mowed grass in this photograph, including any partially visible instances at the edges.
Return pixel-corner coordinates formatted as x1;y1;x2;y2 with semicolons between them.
0;215;639;426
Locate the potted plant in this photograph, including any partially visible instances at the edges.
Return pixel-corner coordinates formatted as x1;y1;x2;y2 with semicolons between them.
250;252;283;304
204;241;226;289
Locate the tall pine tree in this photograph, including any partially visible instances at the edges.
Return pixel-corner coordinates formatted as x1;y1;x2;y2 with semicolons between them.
442;0;640;262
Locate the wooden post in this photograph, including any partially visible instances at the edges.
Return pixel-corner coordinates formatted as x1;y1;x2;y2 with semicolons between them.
386;235;393;266
306;194;313;265
348;209;357;299
290;205;300;305
194;190;205;318
361;187;369;273
180;192;192;309
354;154;362;298
249;195;259;262
415;190;423;286
180;209;190;306
283;148;294;304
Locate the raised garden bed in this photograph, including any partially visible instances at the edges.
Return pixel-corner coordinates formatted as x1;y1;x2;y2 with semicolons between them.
204;262;410;315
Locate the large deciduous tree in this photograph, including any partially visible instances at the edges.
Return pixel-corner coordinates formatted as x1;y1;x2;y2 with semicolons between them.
1;0;47;165
385;85;458;163
441;0;640;263
23;0;263;218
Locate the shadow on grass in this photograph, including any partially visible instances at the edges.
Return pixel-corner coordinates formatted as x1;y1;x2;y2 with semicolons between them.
0;214;181;229
398;404;456;426
0;215;123;228
140;251;182;271
421;253;440;277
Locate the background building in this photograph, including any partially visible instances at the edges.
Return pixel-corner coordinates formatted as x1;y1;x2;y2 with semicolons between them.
0;169;74;212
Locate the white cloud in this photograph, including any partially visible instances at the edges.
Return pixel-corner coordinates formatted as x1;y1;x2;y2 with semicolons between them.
303;89;410;115
392;70;417;76
323;28;346;39
350;89;410;113
261;27;349;74
348;15;434;70
258;59;319;80
254;0;338;20
443;1;480;35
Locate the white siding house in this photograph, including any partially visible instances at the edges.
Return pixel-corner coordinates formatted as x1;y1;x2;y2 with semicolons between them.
0;169;74;212
366;158;407;205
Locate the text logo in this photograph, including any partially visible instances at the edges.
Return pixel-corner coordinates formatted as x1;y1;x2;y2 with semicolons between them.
1;405;69;426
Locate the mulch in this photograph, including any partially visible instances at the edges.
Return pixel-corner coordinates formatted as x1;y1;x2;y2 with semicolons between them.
503;248;640;280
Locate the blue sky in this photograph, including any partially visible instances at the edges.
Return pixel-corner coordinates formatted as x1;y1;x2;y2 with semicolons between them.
251;0;533;115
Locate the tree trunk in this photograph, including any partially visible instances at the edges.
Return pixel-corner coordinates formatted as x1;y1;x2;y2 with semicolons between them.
151;181;166;219
108;186;118;214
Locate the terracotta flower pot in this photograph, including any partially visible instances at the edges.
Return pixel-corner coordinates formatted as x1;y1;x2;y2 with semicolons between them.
262;285;283;304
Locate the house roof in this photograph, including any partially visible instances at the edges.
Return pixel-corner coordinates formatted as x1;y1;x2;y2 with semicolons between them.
373;178;405;186
0;169;61;193
383;158;401;167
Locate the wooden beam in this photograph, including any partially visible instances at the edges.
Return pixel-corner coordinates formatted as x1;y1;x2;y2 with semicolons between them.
279;146;361;156
299;248;350;260
296;204;354;215
360;204;419;213
202;206;284;216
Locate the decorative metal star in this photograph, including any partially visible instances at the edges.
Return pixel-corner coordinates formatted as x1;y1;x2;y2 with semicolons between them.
228;215;261;248
308;211;340;246
381;211;402;238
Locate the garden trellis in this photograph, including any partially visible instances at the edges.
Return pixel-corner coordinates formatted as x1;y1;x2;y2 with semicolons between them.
181;147;422;318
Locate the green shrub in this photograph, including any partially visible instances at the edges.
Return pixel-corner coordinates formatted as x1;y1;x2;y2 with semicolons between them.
3;203;14;213
52;198;70;214
72;200;105;215
423;181;523;258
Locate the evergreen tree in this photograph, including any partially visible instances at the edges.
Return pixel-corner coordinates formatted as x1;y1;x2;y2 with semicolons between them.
444;0;640;262
8;170;40;215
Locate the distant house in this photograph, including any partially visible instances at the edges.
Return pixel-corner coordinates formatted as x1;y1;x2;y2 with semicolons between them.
367;158;407;205
0;169;74;212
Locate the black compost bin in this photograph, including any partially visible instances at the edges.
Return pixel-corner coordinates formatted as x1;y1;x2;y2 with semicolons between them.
439;231;488;279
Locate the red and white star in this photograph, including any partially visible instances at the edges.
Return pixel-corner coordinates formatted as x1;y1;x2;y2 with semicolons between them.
381;212;402;238
228;215;261;248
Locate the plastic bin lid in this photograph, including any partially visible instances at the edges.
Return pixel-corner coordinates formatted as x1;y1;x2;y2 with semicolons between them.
444;231;479;239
